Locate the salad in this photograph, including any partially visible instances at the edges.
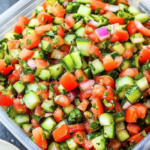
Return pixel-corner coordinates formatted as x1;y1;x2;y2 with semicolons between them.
0;0;150;149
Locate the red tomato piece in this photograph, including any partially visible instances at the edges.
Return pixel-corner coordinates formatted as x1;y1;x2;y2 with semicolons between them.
115;102;123;113
53;124;70;142
55;95;71;107
32;127;47;149
21;34;41;50
138;48;150;64
0;92;14;106
77;99;89;112
85;25;95;34
22;73;34;84
8;69;20;84
60;44;70;54
88;32;100;43
69;124;85;133
59;72;78;91
19;48;34;61
0;59;7;73
53;35;65;47
103;55;117;71
3;65;13;76
122;48;133;59
127;123;140;135
56;25;65;37
91;97;104;118
80;89;93;100
42;1;50;11
127;20;137;36
144;70;150;83
35;105;45;117
103;11;117;19
115;0;129;5
73;131;86;145
102;86;114;101
35;58;49;69
114;56;123;67
109;17;124;25
7;40;20;50
65;15;75;29
107;138;121;150
82;138;93;150
35;24;52;36
75;69;88;82
53;107;65;122
31;119;40;129
36;90;49;101
119;68;139;78
88;44;101;58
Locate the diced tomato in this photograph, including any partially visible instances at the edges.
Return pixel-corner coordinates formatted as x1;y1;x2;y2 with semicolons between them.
107;139;121;150
127;20;137;36
125;106;138;123
35;58;49;69
109;17;124;25
50;80;60;94
22;73;34;84
145;126;150;134
75;69;88;82
103;55;117;71
111;29;129;42
51;2;66;18
94;76;115;89
60;72;78;91
88;44;101;58
60;44;70;54
92;84;107;98
103;11;117;19
36;90;49;101
119;68;139;78
56;25;65;37
53;107;65;122
69;123;85;133
84;119;97;133
144;70;150;83
7;40;20;50
43;36;55;49
32;127;47;149
122;48;133;59
88;32;100;43
53;124;70;142
21;34;41;50
127;123;140;135
77;99;89;112
0;92;14;106
8;69;20;84
133;103;148;119
91;97;104;118
53;35;64;47
85;25;95;34
80;89;93;100
127;130;145;145
3;65;13;76
103;86;114;101
115;0;129;5
114;56;123;67
55;95;71;107
73;131;86;145
31;119;40;128
82;138;93;150
138;48;150;64
65;15;75;29
14;15;29;34
35;105;45;117
35;24;52;36
19;48;34;61
42;1;50;11
135;20;150;37
0;59;6;73
115;102;123;113
90;0;107;14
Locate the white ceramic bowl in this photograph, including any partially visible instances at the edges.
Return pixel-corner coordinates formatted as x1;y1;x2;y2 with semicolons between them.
0;140;20;150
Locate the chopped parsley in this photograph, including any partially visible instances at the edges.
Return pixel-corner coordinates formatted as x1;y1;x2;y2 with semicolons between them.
92;103;98;109
32;115;42;123
37;83;47;91
26;39;32;45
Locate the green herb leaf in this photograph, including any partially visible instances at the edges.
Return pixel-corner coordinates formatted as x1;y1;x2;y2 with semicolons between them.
95;8;101;14
37;83;47;91
103;99;114;107
135;73;144;80
74;98;80;106
26;39;32;45
49;83;55;92
75;74;83;83
89;121;100;130
52;37;59;45
104;91;108;96
92;103;98;109
32;115;42;123
45;31;55;37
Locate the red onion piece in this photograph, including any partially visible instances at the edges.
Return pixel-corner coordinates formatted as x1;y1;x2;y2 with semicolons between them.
79;80;95;91
63;1;68;7
88;20;100;28
67;90;77;102
108;5;119;12
146;99;150;109
45;113;53;117
27;59;36;69
72;0;76;2
122;101;132;110
86;4;90;7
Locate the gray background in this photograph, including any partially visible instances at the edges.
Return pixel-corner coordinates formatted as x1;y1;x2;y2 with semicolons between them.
0;0;27;150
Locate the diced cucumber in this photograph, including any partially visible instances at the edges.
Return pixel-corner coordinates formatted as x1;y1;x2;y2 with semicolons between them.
116;76;134;89
51;49;65;60
36;6;44;14
104;124;115;139
9;49;21;59
87;131;101;140
125;85;142;104
60;141;69;150
105;70;119;80
136;77;149;91
114;111;125;123
134;13;149;23
116;129;130;142
69;46;78;53
118;3;129;10
64;34;76;45
58;84;68;95
124;42;135;50
99;113;114;126
76;0;91;3
91;14;108;26
25;82;38;93
63;104;75;117
28;18;40;28
33;51;45;59
75;27;85;37
60;54;75;73
22;123;32;132
118;88;126;99
84;68;93;79
89;59;105;76
91;134;106;150
110;52;120;59
47;0;57;6
66;2;80;13
132;54;139;68
44;130;51;139
73;19;83;31
77;4;92;17
41;100;55;113
48;64;64;80
41;117;57;132
70;51;82;69
14;115;29;126
7;106;18;119
130;33;145;44
13;81;25;94
145;114;150;125
82;58;88;70
108;0;117;4
22;28;35;36
39;69;51;81
53;17;64;24
41;40;52;52
55;120;66;130
119;59;132;71
76;38;91;56
48;142;60;150
66;137;78;150
116;121;125;131
4;32;22;40
112;42;125;55
128;6;140;16
24;91;41;110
